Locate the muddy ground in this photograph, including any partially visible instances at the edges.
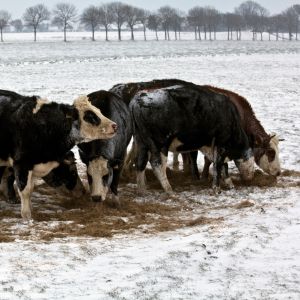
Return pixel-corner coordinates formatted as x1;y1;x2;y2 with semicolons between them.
1;164;299;244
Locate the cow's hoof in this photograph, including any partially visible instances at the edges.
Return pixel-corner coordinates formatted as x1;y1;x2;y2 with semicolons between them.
213;186;222;194
112;195;121;208
139;190;150;197
8;197;21;204
224;178;235;190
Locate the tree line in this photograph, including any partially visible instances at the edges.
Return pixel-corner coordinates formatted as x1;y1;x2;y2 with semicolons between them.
0;1;299;42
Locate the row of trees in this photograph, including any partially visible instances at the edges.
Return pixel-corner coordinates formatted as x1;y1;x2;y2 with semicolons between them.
0;1;300;42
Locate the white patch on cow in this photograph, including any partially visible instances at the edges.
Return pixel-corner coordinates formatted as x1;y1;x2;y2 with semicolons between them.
33;98;52;114
87;157;109;200
152;153;175;197
74;95;116;143
17;170;36;222
198;138;216;162
32;161;59;178
169;138;184;153
0;156;13;167
258;133;281;176
236;156;255;181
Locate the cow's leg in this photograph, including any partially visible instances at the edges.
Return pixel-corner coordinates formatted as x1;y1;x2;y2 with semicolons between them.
182;153;191;172
150;151;175;197
173;153;180;171
110;167;122;207
0;167;5;180
189;151;200;179
202;156;212;179
135;142;149;195
14;166;35;221
1;173;20;204
212;146;223;194
221;163;234;189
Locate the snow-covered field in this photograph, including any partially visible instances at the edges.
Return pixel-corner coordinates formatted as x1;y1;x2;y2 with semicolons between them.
1;32;300;299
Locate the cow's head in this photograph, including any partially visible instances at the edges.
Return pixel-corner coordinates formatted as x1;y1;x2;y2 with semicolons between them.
253;133;282;176
72;95;117;143
79;151;123;202
42;151;86;198
234;148;255;181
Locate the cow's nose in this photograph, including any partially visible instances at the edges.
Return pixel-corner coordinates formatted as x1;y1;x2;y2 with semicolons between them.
92;195;102;202
112;124;117;132
276;171;281;176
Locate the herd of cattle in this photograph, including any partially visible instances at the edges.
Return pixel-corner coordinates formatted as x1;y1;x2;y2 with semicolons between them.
0;79;283;222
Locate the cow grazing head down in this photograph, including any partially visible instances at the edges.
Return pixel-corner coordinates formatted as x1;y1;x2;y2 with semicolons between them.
73;96;117;143
42;151;86;198
253;133;282;176
234;148;255;181
79;151;122;202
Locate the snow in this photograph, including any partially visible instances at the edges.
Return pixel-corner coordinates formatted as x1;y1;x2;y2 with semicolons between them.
1;32;300;299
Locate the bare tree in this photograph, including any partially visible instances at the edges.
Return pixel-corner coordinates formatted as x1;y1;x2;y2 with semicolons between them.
23;4;51;41
157;6;175;40
188;6;205;40
231;13;244;40
282;6;298;41
125;5;142;41
110;1;128;41
139;9;150;41
256;5;270;40
293;5;300;40
176;10;185;40
11;19;23;33
223;13;235;40
147;13;160;41
235;1;262;40
170;10;180;40
80;5;100;41
205;6;220;40
98;3;114;41
271;14;284;41
0;10;12;42
52;2;77;42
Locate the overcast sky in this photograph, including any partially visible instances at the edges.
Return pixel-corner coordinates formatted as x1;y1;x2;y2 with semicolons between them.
0;0;297;19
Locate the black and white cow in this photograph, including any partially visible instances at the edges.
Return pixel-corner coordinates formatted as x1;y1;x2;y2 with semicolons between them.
0;151;85;204
130;85;255;195
0;89;117;221
78;90;133;206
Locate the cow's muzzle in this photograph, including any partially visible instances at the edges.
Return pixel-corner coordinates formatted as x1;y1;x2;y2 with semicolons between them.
92;195;102;202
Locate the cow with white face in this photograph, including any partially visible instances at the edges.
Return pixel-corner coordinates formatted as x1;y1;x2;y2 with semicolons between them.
0;89;117;221
78;90;132;206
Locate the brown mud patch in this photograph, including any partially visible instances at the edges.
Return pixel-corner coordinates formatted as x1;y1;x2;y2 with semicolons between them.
0;166;299;243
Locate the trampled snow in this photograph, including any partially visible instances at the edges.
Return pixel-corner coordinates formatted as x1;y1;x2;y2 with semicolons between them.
0;32;300;299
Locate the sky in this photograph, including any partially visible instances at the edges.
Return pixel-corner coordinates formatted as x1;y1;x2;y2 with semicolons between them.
0;0;297;19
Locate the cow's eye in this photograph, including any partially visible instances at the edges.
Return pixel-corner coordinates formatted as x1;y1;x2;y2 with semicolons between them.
83;110;101;126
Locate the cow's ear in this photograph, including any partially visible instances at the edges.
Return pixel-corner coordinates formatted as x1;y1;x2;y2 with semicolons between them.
61;105;76;120
110;159;123;170
253;133;263;147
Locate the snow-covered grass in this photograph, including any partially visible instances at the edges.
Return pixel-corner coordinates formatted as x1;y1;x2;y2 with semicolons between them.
1;35;300;299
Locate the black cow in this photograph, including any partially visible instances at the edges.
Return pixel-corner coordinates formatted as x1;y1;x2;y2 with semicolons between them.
130;85;255;195
0;90;117;221
78;91;133;206
0;151;85;204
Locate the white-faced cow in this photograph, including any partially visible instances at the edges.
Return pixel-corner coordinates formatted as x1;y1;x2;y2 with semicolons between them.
130;85;254;196
0;151;85;203
78;90;132;206
0;90;117;221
